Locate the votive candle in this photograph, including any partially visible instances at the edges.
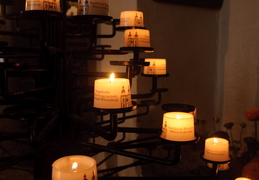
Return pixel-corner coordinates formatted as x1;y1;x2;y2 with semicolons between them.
52;155;97;180
94;73;132;109
160;112;195;142
123;29;150;47
143;58;166;75
119;11;144;27
204;137;230;162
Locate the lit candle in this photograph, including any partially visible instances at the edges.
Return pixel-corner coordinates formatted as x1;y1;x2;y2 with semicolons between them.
235;178;252;180
160;112;195;142
123;29;150;47
204;137;230;162
52;155;97;180
143;58;167;75
77;0;109;16
94;73;132;109
119;11;144;27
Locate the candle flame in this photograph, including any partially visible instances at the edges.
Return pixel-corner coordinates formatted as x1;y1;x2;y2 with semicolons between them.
72;162;78;172
213;138;218;144
176;115;181;119
109;73;115;82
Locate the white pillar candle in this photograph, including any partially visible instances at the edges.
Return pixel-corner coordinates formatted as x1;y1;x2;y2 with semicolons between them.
143;58;167;75
77;0;109;16
204;137;230;162
160;112;195;142
52;155;97;180
119;11;144;27
25;0;44;11
235;178;252;180
25;0;60;12
94;73;132;109
123;29;150;48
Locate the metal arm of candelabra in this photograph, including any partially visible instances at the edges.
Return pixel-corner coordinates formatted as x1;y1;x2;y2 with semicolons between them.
70;15;117;52
80;136;182;166
72;113;118;141
71;102;137;141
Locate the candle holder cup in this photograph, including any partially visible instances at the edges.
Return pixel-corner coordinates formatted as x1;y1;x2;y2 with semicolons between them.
201;153;231;177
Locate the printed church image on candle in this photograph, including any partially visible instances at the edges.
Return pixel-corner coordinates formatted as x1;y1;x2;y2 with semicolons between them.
120;85;131;108
134;12;143;27
124;29;150;47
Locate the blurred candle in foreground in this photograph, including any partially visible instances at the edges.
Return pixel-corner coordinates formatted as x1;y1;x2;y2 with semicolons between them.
235;177;252;180
143;58;166;75
204;137;230;162
52;155;97;180
160;112;195;142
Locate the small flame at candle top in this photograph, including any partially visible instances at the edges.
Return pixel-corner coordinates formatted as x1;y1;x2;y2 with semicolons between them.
72;162;78;172
213;138;218;144
176;115;181;119
109;73;115;83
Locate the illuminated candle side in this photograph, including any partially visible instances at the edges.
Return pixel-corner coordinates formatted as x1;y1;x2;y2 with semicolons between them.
204;137;230;162
143;58;167;75
235;177;252;180
25;0;61;12
94;73;132;109
119;11;144;27
77;0;109;16
52;155;97;180
123;29;150;48
160;112;195;142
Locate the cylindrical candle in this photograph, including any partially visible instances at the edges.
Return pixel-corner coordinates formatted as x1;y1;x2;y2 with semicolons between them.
123;29;150;47
119;11;144;27
94;73;132;109
160;112;195;142
143;58;167;75
235;178;252;180
77;0;109;16
25;0;61;12
204;137;230;162
52;155;97;180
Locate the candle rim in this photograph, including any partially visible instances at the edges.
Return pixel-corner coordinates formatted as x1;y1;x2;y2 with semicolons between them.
235;177;252;180
164;111;194;119
95;78;130;83
145;58;166;61
206;137;229;144
120;10;143;14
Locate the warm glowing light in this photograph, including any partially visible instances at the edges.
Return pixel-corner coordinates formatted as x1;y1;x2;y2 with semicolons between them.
213;138;218;144
235;177;252;180
176;115;181;119
109;73;115;83
72;162;78;172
